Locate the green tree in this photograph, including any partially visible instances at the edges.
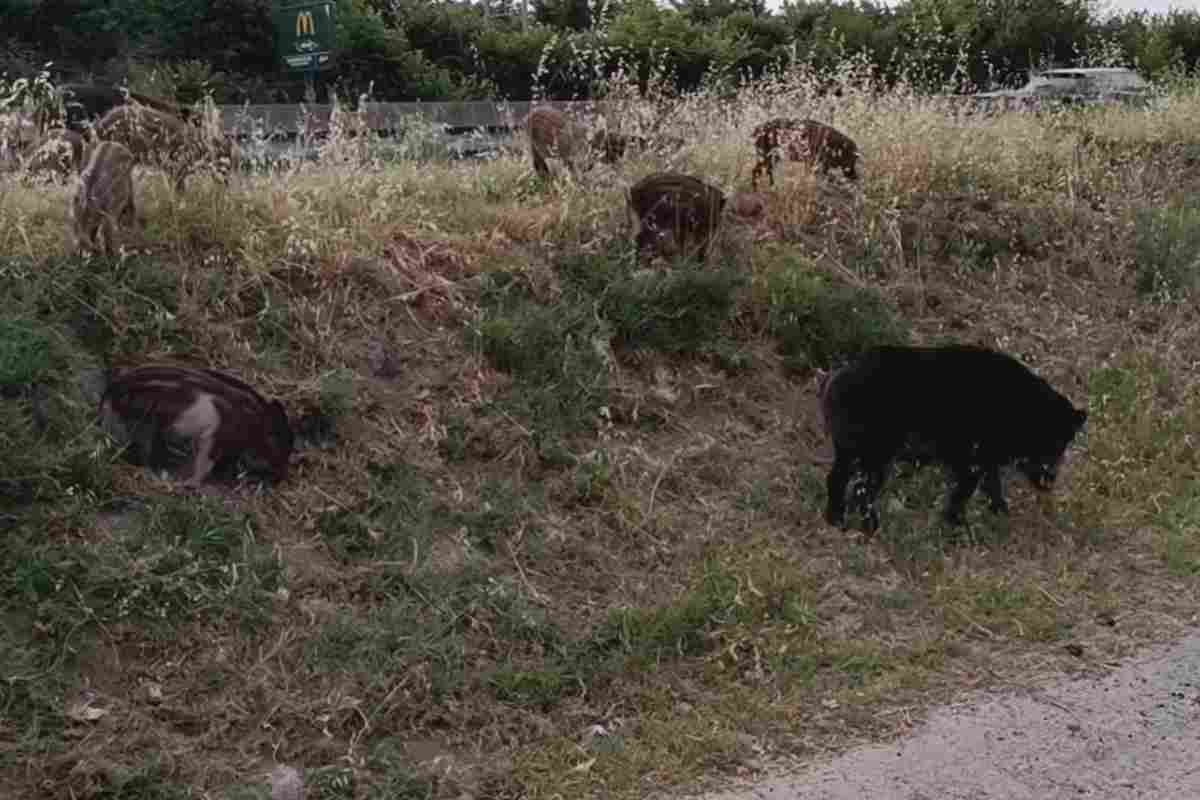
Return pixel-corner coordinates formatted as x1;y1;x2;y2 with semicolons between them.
534;0;592;31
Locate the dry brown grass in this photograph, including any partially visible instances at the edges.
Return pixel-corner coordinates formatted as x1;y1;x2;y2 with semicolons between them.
2;77;1200;800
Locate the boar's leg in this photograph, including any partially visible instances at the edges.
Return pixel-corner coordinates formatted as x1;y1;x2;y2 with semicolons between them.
99;211;120;257
943;462;983;526
980;466;1009;514
824;452;854;529
120;194;136;229
751;159;765;191
856;461;891;533
183;432;219;487
171;394;221;487
531;143;551;179
752;128;779;190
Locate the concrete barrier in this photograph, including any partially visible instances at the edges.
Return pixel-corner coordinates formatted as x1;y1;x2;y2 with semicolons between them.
217;100;611;137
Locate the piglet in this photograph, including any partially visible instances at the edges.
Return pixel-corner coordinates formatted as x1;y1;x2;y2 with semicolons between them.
100;365;293;486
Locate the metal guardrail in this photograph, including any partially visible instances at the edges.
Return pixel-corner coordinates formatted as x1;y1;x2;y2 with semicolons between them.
218;100;611;135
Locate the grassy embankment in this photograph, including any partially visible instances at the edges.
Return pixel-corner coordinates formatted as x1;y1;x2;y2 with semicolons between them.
3;74;1200;799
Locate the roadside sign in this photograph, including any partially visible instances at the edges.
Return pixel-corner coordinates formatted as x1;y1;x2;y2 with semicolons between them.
274;2;336;73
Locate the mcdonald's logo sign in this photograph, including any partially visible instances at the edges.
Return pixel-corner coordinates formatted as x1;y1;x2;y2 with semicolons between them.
276;2;336;72
296;10;315;36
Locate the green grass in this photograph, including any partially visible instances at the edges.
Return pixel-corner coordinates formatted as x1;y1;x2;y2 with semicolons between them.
4;74;1200;800
758;256;909;371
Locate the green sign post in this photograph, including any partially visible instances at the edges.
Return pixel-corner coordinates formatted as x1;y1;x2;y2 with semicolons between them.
274;2;337;99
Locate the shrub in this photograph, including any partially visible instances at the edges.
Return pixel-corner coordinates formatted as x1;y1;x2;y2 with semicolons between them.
601;264;744;355
472;288;611;436
1133;200;1200;300
761;258;908;371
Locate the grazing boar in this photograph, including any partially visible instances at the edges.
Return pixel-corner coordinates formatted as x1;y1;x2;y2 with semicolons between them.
59;83;188;133
752;118;859;189
23;128;85;178
94;104;235;192
99;365;294;487
526;107;590;180
591;130;650;164
822;345;1087;533
628;172;726;264
729;190;767;221
73;141;136;257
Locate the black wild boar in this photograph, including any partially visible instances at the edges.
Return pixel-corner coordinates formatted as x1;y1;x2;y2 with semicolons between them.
752;118;859;189
94;104;235;192
628;172;726;264
526;107;590;180
73;141;136;257
99;365;294;487
822;345;1087;532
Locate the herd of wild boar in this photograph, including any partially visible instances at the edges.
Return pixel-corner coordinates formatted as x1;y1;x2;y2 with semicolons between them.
8;86;236;255
7;93;1088;533
527;107;861;264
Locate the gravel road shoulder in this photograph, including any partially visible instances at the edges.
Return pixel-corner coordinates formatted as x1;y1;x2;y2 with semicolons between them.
699;630;1200;800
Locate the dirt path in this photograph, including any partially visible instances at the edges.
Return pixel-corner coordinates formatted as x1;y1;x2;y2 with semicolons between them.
699;631;1200;800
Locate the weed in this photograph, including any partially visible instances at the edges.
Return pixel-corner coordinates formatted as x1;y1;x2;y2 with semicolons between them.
1154;483;1200;576
602;264;744;355
318;367;357;418
489;665;572;710
0;316;60;388
593;559;743;664
365;743;437;799
472;297;610;437
308;765;356;800
448;478;536;553
2;496;277;640
570;450;613;507
759;256;908;371
318;460;436;563
1132;199;1200;299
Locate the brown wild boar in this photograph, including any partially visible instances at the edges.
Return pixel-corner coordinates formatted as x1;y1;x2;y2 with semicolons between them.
23;128;85;178
628;172;726;264
729;190;767;221
73;141;136;257
94;104;235;192
59;83;189;132
99;365;294;487
591;130;649;165
751;118;858;188
526;107;590;180
591;131;685;165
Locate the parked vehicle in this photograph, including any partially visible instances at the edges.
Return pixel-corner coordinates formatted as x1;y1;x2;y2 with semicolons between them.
967;67;1150;113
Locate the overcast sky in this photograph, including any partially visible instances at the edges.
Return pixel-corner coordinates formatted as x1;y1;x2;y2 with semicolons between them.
761;0;1199;14
1093;0;1199;15
841;0;1200;15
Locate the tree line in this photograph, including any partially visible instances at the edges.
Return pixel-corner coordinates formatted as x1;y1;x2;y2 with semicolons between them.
2;0;1199;104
